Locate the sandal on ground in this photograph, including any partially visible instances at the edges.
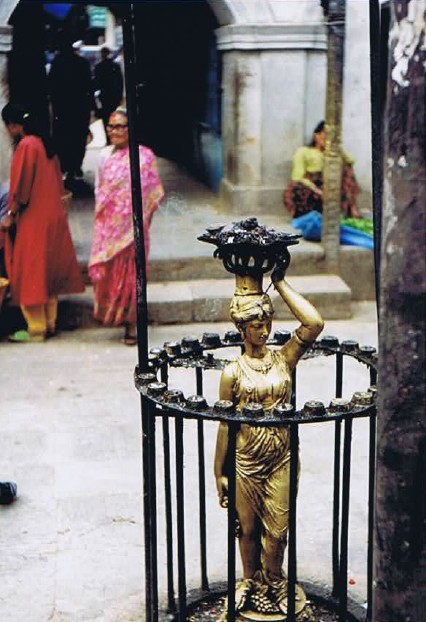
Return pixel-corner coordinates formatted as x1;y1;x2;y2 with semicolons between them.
46;328;60;339
8;330;45;343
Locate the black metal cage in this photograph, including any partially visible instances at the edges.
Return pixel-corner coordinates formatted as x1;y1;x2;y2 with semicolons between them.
120;4;381;621
134;334;377;622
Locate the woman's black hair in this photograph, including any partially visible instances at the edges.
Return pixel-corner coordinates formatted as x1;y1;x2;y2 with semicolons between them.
1;102;56;159
309;120;325;146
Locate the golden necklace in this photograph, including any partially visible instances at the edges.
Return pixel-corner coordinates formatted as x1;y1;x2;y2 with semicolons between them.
243;351;273;374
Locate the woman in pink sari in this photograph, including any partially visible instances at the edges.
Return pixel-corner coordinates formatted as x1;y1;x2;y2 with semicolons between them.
89;108;164;344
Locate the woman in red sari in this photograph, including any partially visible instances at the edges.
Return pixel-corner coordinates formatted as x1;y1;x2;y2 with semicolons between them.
88;108;164;345
0;103;84;342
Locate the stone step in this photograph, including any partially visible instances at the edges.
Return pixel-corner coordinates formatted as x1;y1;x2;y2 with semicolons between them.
78;245;375;301
149;239;326;281
56;274;352;329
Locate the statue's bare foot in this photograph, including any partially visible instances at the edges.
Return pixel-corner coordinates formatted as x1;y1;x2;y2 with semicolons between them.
235;578;254;611
217;609;228;622
267;577;288;614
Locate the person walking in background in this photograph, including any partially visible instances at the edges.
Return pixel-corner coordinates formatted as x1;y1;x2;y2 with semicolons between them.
283;121;360;219
49;40;94;184
88;107;164;345
0;103;84;343
93;46;124;142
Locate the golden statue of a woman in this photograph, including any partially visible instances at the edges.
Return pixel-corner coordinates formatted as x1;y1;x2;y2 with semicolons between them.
214;261;324;620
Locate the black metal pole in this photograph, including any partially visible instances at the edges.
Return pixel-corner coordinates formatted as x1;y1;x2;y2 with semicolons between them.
291;369;297;409
140;395;154;622
332;419;342;597
175;416;187;621
287;423;299;622
227;423;237;622
335;351;343;398
148;405;159;620
162;415;176;613
369;0;383;316
339;416;353;621
160;363;176;613
370;365;378;388
122;3;149;369
122;8;153;619
196;365;209;591
332;351;343;595
367;410;377;621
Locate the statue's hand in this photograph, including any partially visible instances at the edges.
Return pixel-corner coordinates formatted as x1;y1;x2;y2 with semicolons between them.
217;476;229;508
271;248;291;284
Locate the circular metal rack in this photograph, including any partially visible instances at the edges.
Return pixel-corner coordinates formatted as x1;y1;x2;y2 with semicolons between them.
134;331;378;622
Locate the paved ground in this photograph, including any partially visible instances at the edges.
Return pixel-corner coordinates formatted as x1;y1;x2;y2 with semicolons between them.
0;302;378;622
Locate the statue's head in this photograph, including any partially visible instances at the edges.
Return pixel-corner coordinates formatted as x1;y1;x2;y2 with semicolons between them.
230;293;274;336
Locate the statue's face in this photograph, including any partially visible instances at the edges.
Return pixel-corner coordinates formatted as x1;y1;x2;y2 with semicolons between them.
243;318;272;346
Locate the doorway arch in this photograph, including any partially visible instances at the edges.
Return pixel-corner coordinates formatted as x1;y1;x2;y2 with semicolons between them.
132;1;222;186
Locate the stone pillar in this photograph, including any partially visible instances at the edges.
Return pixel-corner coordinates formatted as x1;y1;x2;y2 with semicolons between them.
216;24;326;215
321;0;346;274
0;24;12;182
220;49;262;213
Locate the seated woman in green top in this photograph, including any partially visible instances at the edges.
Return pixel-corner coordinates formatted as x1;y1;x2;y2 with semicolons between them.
283;120;360;218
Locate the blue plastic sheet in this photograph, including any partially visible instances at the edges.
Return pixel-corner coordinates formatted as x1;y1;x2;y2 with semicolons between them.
292;212;374;249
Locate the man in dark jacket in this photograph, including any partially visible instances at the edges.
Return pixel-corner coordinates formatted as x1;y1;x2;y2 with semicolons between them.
49;40;94;181
94;46;124;141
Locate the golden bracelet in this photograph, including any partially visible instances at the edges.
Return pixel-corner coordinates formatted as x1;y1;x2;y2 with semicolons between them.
294;327;315;346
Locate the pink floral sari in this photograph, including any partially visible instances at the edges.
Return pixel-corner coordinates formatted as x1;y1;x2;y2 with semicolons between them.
89;145;164;326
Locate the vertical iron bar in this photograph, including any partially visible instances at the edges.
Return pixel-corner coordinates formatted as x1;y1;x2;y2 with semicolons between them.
332;351;343;595
196;366;209;590
122;4;149;368
370;365;378;387
196;365;203;395
160;363;175;610
332;420;342;597
336;351;343;398
291;369;297;409
287;423;299;622
369;0;383;314
162;414;176;612
123;8;152;617
367;410;377;621
339;416;353;622
175;416;187;620
140;395;153;622
148;404;158;620
160;361;169;386
227;423;237;622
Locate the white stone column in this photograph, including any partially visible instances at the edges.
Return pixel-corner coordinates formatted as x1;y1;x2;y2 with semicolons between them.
216;24;326;215
0;24;12;182
220;49;262;213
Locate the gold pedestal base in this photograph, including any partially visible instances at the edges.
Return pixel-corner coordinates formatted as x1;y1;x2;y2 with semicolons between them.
218;578;316;622
239;611;287;621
